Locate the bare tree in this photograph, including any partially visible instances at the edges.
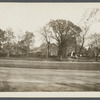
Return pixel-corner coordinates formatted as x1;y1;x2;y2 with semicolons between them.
0;29;6;51
40;24;52;58
88;33;100;61
78;8;100;57
89;33;100;48
78;25;89;57
4;28;15;57
20;31;34;57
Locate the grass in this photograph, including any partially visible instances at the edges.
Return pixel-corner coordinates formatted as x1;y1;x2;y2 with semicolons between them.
0;68;100;91
0;58;100;91
0;56;100;62
0;59;100;70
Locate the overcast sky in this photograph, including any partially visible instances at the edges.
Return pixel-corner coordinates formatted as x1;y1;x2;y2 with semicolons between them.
0;3;100;47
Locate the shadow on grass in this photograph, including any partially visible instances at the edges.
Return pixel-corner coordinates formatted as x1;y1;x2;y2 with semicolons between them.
0;81;11;92
0;69;13;92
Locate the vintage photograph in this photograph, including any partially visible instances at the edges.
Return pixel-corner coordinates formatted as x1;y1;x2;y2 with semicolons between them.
0;3;100;92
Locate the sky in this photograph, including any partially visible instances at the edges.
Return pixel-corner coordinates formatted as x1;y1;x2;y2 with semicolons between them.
0;3;100;47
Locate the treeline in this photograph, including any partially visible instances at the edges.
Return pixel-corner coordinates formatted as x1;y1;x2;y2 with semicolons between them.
39;8;100;60
40;19;100;60
0;28;34;58
0;8;100;60
0;19;100;60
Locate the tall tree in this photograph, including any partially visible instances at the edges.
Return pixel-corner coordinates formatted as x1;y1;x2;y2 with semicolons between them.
49;19;81;59
0;29;6;52
40;24;52;58
88;33;100;61
20;31;34;57
78;8;100;56
89;33;100;48
4;28;15;57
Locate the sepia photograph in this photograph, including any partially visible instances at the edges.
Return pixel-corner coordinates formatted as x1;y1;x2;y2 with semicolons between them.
0;3;100;95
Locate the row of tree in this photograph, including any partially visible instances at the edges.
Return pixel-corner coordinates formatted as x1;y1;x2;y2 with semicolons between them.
40;8;100;59
0;8;100;60
0;28;34;57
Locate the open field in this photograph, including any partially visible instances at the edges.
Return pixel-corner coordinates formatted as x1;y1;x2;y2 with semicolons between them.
0;59;100;91
0;59;100;70
0;67;100;91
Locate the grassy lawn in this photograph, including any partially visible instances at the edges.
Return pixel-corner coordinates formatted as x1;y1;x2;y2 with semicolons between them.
0;56;100;62
0;59;100;91
0;59;100;70
0;67;100;92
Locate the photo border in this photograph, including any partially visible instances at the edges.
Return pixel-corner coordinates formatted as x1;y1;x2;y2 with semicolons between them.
0;1;100;99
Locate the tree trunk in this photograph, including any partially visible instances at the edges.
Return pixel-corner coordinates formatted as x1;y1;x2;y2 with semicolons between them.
79;36;85;58
26;46;29;58
74;36;77;55
7;51;9;58
60;55;62;60
58;45;63;60
46;42;50;58
26;52;28;58
94;47;98;62
95;56;98;61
